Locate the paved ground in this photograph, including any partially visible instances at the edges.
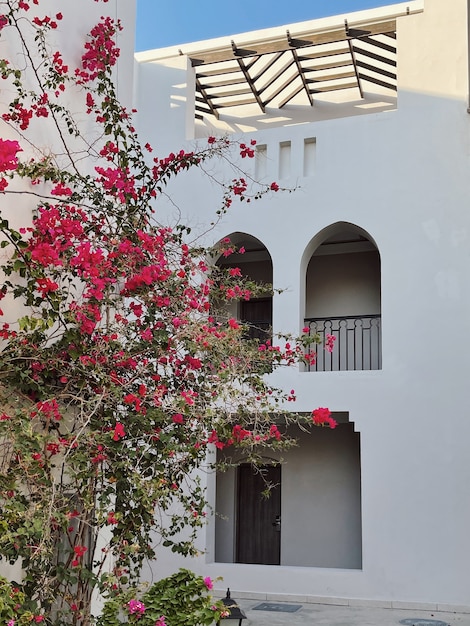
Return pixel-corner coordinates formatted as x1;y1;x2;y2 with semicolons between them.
225;599;470;626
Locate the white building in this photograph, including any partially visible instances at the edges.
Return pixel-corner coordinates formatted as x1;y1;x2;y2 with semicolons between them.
134;0;470;612
1;0;468;615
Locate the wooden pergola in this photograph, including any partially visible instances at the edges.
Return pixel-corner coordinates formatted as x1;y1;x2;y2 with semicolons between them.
190;19;397;120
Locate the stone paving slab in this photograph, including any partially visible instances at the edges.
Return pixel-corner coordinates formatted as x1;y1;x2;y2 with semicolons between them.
231;599;470;626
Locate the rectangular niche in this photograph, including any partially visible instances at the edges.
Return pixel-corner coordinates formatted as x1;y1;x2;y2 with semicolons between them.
303;137;316;177
279;141;291;179
255;144;267;179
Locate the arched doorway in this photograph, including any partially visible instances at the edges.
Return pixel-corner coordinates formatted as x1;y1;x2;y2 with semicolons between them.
303;223;381;371
215;232;273;342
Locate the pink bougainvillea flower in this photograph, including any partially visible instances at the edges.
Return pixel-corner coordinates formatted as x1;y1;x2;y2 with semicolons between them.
312;407;337;429
128;599;146;616
51;182;73;196
0;138;22;172
203;576;213;590
30;242;63;267
172;413;184;424
112;422;125;441
36;277;59;296
107;511;118;525
71;545;87;567
239;142;254;158
155;618;167;626
325;333;336;353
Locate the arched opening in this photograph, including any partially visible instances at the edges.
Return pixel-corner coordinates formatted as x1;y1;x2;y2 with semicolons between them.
303;223;381;371
215;232;273;342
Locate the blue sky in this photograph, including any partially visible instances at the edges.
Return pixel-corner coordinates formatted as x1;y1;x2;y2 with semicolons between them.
135;0;405;51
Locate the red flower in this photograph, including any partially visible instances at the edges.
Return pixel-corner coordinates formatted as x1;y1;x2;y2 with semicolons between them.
239;143;254;158
312;407;337;429
112;422;125;441
51;183;72;196
0;138;21;172
107;511;118;525
325;333;336;353
36;277;59;296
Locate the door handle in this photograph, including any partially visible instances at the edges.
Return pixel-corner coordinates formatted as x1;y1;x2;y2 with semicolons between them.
272;515;281;531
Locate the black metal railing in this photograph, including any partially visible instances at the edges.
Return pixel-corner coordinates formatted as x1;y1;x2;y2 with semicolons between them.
304;315;381;372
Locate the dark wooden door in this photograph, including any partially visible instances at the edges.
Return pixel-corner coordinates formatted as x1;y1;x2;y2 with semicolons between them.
236;464;281;565
240;298;272;342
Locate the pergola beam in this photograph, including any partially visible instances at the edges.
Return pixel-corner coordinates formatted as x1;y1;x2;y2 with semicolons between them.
189;20;396;66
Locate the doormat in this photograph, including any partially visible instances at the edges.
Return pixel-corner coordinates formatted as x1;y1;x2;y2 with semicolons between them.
400;617;449;626
253;602;302;613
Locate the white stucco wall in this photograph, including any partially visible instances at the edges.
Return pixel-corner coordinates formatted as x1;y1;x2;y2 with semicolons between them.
135;0;470;611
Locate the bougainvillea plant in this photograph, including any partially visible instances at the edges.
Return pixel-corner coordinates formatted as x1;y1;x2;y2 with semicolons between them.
0;1;336;624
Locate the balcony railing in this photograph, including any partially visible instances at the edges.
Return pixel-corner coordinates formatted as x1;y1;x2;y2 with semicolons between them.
304;315;381;372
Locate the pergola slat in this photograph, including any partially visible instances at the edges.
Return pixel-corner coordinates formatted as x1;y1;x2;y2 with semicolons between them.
356;60;396;80
251;52;292;84
262;74;302;106
199;76;247;89
195;78;220;119
278;83;305;108
353;45;397;66
306;70;357;83
297;47;351;61
359;35;396;53
196;65;241;77
302;59;353;72
358;73;397;90
212;97;258;108
310;81;359;93
209;86;253;98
